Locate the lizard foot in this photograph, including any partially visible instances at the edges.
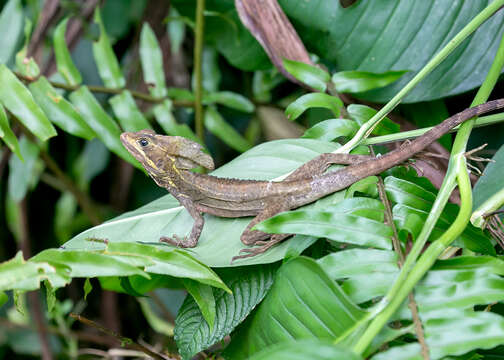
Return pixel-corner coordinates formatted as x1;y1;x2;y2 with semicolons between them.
231;236;286;262
160;235;188;247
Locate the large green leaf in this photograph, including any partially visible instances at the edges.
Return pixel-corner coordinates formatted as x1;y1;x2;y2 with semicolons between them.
140;23;167;98
224;257;368;359
0;0;24;64
175;265;275;360
280;0;504;102
64;139;343;267
109;91;151;132
283;59;330;92
255;198;392;250
0;65;57;141
177;1;504;103
247;340;362;360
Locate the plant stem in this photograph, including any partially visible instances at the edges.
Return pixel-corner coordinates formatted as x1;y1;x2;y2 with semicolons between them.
14;71;194;107
194;0;206;141
353;21;504;356
337;0;504;154
362;112;504;146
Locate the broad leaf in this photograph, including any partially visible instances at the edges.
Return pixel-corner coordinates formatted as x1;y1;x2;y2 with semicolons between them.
285;93;343;121
331;70;407;93
283;59;330;92
302;118;359;141
175;265;276;360
7;136;41;201
224;257;368;359
247;339;362;360
255;198;392;250
203;91;254;113
472;143;504;209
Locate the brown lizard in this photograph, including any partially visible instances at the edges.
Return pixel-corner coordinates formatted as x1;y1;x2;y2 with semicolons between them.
120;98;504;260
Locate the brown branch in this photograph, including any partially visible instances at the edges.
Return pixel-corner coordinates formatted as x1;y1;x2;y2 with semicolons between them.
14;71;194;107
69;313;167;360
27;0;61;63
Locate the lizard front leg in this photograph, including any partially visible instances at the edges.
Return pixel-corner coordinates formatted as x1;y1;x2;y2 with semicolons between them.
160;196;204;248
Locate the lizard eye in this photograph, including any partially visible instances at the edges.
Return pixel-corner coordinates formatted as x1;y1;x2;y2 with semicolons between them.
138;138;149;147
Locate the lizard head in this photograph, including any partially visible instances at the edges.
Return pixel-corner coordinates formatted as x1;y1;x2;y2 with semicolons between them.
120;130;215;175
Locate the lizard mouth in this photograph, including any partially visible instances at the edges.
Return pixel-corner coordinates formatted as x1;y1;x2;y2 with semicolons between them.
120;132;143;160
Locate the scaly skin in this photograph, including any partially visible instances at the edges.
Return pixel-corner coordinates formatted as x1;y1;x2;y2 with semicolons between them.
121;98;504;259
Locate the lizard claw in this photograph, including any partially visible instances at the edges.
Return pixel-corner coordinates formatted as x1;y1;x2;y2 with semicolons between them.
160;234;186;247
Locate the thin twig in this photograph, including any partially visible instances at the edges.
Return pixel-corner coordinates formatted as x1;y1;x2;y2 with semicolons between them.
371;149;430;360
69;313;167;360
14;71;194;107
194;0;206;141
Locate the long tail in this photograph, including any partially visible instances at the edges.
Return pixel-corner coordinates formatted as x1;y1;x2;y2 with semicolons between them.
319;98;504;194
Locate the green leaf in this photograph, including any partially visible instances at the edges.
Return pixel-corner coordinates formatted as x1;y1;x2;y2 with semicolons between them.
373;311;504;360
204;106;252;152
283;59;330;92
255;200;392;250
279;0;504;103
182;279;215;330
15;19;40;79
83;278;92;300
175;265;276;360
302;118;359;141
0;64;56;141
63;139;343;267
224;257;368;359
69;86;137;166
0;0;24;64
73;139;110;187
105;242;229;291
285;93;343;121
248;340;362;360
0;104;21;158
0;291;7;308
92;8;125;88
203;91;255;113
30;249;149;279
140;23;167;98
29;77;95;139
331;70;407;93
138;297;174;336
109;91;151;132
44;281;56;313
347;104;399;136
386;176;495;255
167;7;185;54
192;47;221;92
153;100;199;143
53;18;82;86
472;143;504;210
0;252;59;292
7;136;41;201
318;249;398;280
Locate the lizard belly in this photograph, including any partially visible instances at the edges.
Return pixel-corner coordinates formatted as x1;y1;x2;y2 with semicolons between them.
195;198;264;217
